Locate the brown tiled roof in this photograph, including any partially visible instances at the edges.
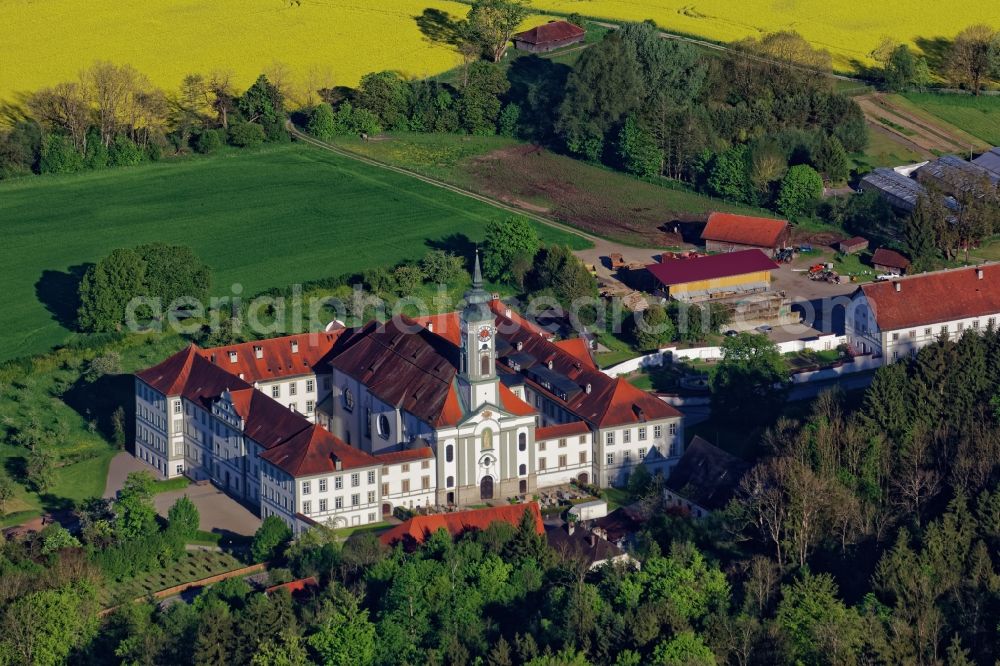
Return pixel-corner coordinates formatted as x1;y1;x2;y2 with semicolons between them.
198;331;345;383
665;436;750;510
330;317;461;427
545;524;625;565
871;247;911;270
536;421;590;441
701;212;788;248
374;446;434;465
839;236;869;250
137;345;253;402
646;249;779;286
513;20;584;45
260;424;377;476
380;502;543;548
859;264;1000;331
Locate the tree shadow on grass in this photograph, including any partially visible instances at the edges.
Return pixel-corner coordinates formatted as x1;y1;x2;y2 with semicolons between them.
35;264;91;332
914;36;953;77
61;373;133;443
415;7;465;46
426;233;476;259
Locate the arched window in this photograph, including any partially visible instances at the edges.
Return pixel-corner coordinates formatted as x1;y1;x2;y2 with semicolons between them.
376;414;390;439
445;444;454;463
446;475;454;488
480;353;491;376
518;463;526;476
518;432;527;452
481;429;493;450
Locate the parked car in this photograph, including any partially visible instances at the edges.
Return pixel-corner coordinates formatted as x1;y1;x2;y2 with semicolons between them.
876;273;898;281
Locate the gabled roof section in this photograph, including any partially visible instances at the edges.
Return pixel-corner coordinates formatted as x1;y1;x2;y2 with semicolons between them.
137;344;254;402
553;338;597;369
260;424;377;477
860;264;1000;331
199;331;346;383
136;344;201;396
647;250;779;286
379;502;543;548
701;212;788;248
593;378;680;427
666;436;750;510
513;20;585;45
536;421;590;440
871;248;911;270
499;384;536;417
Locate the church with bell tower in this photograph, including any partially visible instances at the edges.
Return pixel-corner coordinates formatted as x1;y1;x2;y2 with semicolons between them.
459;252;498;411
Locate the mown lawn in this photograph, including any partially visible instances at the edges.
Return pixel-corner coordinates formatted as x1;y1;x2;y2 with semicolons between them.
902;93;1000;146
0;142;586;362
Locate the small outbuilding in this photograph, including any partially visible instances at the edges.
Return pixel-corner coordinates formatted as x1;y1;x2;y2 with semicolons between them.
872;248;911;275
838;236;869;255
512;20;585;53
646;249;780;302
663;436;750;518
700;212;789;254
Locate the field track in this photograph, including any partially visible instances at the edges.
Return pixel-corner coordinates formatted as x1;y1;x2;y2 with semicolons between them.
855;93;990;159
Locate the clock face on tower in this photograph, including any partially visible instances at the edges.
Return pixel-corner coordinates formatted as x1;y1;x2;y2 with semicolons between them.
478;326;492;342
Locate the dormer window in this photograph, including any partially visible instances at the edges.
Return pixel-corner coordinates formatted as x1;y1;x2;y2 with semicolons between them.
291;340;299;353
547;360;554;370
516;341;523;351
228;351;237;363
254;346;263;359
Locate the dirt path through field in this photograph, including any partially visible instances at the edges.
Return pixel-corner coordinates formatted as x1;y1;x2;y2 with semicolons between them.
856;93;981;157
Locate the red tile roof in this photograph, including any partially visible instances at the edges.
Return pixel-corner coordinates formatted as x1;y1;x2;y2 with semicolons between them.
499;384;536;416
859;264;1000;331
553;338;596;369
199;331;345;383
260;424;377;476
374;446;434;465
871;248;911;271
536;421;591;441
701;212;788;249
513;20;584;45
137;345;253;401
265;576;319;596
646;249;779;287
379;502;543;548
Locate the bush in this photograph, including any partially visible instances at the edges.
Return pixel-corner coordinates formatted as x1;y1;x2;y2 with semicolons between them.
109;136;145;167
227;122;266;148
195;129;224;154
40;134;83;174
251;516;292;563
777;164;823;219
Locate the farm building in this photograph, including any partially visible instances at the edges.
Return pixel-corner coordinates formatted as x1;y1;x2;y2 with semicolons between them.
872;248;911;275
917;154;1000;189
838;236;869;254
700;212;789;254
859;168;924;213
646;249;780;302
972;147;1000;179
512;21;585;53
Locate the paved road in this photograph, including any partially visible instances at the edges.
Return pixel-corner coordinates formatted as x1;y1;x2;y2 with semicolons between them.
104;452;157;498
154;484;261;538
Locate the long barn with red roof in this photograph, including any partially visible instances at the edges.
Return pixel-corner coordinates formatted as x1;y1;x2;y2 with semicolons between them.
134;255;683;534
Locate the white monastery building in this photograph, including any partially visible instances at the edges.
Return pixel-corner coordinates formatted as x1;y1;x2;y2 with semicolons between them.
134;258;684;533
846;263;1000;363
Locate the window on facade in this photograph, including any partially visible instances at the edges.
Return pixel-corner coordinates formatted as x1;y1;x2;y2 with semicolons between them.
445;445;454;463
289;382;297;396
558;438;567;448
306;379;315;393
539;457;547;470
958;322;965;332
377;414;391;439
606;453;614;465
623;451;631;462
909;330;916;338
173;401;182;414
401;463;410;473
272;385;281;399
606;432;614;445
892;332;899;341
319;478;327;492
973;320;980;329
368;512;376;523
367;470;376;484
446;475;454;488
579;435;587;444
351;494;360;506
306;400;314;414
638;447;646;458
382;482;389;495
558;455;567;467
639;426;648;440
518;433;527;452
302;481;311;495
351;473;360;487
421;460;430;469
480;354;491;376
941;325;948;335
320;499;328;512
669;423;677;436
539;441;546;451
343;388;354;411
401;479;410;493
303;500;311;514
624;429;632;444
367;491;376;503
421;476;430;490
335;476;343;490
654;425;662;439
519;463;527;475
334;497;342;509
579;451;587;464
990;318;997;328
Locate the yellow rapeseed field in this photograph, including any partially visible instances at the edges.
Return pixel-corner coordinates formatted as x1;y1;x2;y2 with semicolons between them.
0;0;486;102
532;0;1000;70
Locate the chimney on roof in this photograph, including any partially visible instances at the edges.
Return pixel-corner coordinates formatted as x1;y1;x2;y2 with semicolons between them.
505;307;511;318
291;340;299;354
894;281;901;292
585;383;592;394
427;321;434;332
516;341;523;351
547;360;554;370
977;267;984;280
567;520;575;535
333;456;342;471
254;345;263;359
